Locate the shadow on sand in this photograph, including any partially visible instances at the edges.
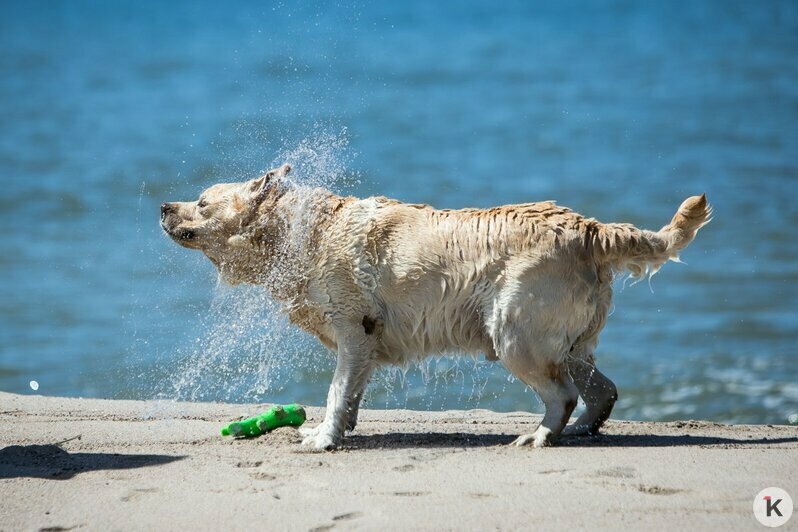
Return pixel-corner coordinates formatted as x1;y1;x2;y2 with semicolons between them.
344;431;798;450
0;444;185;480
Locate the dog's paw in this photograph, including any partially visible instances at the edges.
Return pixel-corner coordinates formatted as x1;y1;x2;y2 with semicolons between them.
298;425;321;438
511;427;553;448
301;431;340;451
299;423;341;450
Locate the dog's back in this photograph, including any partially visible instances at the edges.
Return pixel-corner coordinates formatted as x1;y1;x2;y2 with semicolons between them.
337;194;710;368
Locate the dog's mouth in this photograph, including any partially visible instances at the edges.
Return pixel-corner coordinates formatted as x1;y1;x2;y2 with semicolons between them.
170;227;196;241
160;216;197;244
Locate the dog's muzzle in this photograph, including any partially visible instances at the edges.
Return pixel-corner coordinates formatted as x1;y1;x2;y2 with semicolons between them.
161;202;176;218
160;203;195;242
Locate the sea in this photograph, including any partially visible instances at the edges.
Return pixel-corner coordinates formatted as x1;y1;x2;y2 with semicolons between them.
1;0;797;424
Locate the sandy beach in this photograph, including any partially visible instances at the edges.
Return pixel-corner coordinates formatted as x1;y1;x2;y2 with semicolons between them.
1;391;796;531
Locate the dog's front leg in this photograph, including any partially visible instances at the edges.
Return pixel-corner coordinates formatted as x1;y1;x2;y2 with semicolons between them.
301;325;374;450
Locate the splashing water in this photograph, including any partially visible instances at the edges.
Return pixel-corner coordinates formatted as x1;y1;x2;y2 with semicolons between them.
157;129;356;403
165;284;327;403
275;127;359;191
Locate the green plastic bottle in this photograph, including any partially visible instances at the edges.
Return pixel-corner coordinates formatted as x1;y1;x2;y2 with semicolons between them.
220;404;306;438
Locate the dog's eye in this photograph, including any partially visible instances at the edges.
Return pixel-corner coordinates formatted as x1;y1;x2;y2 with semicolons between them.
198;199;208;209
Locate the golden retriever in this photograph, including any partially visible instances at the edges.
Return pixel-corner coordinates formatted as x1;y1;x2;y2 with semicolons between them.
161;164;711;449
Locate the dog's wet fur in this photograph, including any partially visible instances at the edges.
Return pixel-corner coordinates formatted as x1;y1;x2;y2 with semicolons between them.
161;164;711;449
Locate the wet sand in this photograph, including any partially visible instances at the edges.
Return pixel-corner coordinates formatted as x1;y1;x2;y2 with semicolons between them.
1;392;796;531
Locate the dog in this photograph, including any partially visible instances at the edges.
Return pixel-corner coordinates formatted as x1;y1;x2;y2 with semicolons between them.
161;164;711;449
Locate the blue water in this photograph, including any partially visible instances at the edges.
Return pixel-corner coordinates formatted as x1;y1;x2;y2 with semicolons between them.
1;1;797;424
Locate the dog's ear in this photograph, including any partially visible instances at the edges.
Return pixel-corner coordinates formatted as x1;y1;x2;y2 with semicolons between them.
250;163;292;204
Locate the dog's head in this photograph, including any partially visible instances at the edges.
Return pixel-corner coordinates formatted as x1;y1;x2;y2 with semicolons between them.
160;163;292;281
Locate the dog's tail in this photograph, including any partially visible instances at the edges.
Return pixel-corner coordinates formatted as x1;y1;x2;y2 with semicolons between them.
589;194;712;278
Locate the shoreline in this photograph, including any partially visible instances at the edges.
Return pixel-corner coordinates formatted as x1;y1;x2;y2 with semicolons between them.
1;392;796;530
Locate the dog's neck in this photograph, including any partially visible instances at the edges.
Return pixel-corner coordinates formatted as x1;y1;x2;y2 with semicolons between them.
209;185;350;306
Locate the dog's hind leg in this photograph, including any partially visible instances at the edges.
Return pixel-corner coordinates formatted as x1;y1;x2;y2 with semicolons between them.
509;362;579;447
562;354;617;436
496;324;579;447
562;270;617;436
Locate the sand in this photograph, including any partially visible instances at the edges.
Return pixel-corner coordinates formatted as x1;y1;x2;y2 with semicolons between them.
1;391;796;531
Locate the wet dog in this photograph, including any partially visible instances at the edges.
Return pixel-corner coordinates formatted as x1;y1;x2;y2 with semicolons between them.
161;164;711;449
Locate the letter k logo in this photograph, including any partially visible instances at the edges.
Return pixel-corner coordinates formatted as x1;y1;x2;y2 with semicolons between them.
754;487;793;527
765;496;784;518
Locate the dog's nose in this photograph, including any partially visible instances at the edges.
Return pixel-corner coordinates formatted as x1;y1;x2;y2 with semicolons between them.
161;202;175;216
